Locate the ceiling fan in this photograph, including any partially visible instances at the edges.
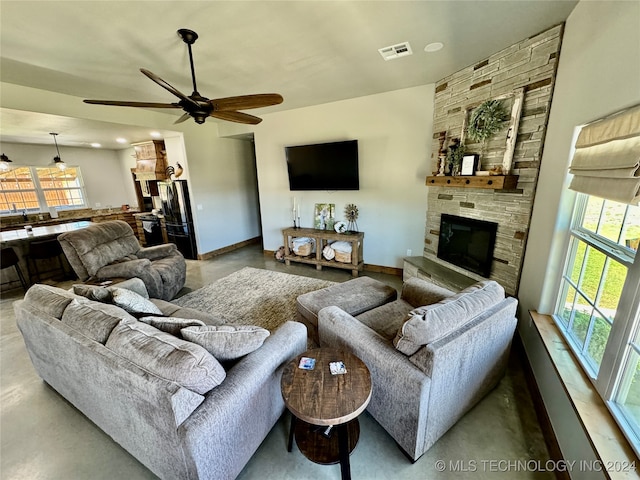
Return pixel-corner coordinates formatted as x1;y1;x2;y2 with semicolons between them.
84;29;283;125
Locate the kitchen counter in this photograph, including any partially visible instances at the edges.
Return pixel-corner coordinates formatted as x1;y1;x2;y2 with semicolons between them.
0;221;94;245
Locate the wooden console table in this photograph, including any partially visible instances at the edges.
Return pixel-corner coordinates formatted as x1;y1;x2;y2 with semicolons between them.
282;227;364;277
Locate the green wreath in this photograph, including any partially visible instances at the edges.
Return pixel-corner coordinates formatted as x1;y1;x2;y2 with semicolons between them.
466;99;509;142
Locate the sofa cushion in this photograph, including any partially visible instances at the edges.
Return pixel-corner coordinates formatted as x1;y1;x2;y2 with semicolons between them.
23;284;78;319
106;321;225;395
394;280;505;355
355;299;415;342
181;325;270;361
139;316;206;337
73;284;113;302
110;287;163;316
62;299;136;344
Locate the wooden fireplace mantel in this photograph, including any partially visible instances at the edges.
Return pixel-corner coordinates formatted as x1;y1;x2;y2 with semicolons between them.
425;175;519;190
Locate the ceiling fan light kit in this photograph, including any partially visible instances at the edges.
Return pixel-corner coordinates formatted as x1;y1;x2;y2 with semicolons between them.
83;29;283;125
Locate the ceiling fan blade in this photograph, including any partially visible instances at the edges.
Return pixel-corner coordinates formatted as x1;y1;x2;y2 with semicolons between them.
211;94;284;112
210;111;263;125
83;99;180;108
174;113;192;124
140;68;200;108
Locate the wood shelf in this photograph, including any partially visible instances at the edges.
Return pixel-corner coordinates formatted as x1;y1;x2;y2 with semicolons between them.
425;175;519;190
282;227;364;277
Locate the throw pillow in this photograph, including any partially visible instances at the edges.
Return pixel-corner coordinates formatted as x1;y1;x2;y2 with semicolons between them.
139;316;206;337
109;287;163;316
106;320;226;395
394;280;505;355
181;325;270;361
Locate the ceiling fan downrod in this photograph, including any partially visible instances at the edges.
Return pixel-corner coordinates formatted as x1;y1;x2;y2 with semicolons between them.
177;29;200;97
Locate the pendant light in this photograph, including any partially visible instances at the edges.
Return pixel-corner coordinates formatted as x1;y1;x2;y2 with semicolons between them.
0;153;13;171
49;133;67;171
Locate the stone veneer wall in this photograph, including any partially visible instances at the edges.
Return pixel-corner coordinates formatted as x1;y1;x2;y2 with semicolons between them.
424;24;564;296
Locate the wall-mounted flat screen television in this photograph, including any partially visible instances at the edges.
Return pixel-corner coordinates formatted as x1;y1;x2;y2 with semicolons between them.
437;214;498;277
286;140;359;191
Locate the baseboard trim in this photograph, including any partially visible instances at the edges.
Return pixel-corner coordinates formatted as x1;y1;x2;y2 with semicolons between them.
198;237;262;260
513;332;570;480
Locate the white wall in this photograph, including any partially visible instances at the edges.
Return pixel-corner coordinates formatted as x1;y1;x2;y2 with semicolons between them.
117;146;137;207
518;1;640;475
0;141;129;209
253;84;435;268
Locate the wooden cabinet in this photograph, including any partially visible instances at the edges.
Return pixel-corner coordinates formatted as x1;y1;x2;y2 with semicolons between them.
282;227;364;277
133;140;168;181
425;175;518;190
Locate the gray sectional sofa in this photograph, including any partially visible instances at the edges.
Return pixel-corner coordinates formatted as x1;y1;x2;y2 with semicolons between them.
15;281;307;480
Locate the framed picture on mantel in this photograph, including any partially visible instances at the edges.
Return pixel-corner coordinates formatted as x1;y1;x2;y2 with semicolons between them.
461;154;479;176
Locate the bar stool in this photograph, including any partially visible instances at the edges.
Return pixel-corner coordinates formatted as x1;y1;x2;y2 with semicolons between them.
26;239;70;283
0;247;29;292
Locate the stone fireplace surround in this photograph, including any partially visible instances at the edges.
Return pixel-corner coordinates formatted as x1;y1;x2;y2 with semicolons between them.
410;24;564;296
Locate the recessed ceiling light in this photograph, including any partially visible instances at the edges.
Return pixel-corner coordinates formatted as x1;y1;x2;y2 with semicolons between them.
91;143;101;148
150;131;162;138
116;138;127;144
424;42;444;53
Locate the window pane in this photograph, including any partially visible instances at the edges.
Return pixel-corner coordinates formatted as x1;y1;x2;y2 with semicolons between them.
598;258;628;322
579;246;606;302
570;294;592;348
36;166;86;210
586;312;611;370
558;281;577;327
615;348;640;439
598;199;626;243
569;239;587;285
623;205;640;252
0;167;37;212
581;195;604;232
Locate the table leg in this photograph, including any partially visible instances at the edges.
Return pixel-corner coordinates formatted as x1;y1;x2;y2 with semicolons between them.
337;423;351;480
287;413;296;452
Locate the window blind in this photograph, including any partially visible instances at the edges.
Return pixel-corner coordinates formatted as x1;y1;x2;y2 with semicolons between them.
568;104;640;205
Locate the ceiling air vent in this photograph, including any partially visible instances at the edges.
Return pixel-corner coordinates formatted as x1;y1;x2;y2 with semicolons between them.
378;42;413;61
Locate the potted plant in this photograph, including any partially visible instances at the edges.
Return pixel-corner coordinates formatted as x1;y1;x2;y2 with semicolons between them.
446;138;466;176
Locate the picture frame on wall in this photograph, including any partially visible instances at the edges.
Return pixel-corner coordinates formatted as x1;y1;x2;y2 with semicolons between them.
461;154;479;176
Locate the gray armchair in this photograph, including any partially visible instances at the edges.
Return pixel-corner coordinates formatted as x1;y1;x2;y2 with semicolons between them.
58;220;186;300
317;277;517;461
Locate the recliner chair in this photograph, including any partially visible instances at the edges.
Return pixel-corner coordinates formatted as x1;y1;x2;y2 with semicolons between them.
58;220;186;300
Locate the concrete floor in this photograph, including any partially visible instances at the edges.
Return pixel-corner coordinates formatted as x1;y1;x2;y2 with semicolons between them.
1;244;553;479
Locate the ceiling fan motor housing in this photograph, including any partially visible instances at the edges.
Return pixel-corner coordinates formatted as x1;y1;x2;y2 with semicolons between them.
83;29;283;125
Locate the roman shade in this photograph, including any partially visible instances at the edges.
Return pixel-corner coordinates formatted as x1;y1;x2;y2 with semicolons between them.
568;104;640;205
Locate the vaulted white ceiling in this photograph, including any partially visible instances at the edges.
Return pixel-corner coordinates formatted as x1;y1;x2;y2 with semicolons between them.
0;0;577;149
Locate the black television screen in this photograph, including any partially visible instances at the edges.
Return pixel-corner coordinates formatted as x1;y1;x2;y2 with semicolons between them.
286;140;359;191
437;214;498;277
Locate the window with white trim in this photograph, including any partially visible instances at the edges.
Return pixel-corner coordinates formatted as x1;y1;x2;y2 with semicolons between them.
555;193;640;454
0;166;88;214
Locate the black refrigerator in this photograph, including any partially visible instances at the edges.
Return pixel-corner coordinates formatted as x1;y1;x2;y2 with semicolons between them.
158;180;198;260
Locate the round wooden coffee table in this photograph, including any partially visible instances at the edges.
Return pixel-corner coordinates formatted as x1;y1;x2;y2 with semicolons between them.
281;348;372;480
